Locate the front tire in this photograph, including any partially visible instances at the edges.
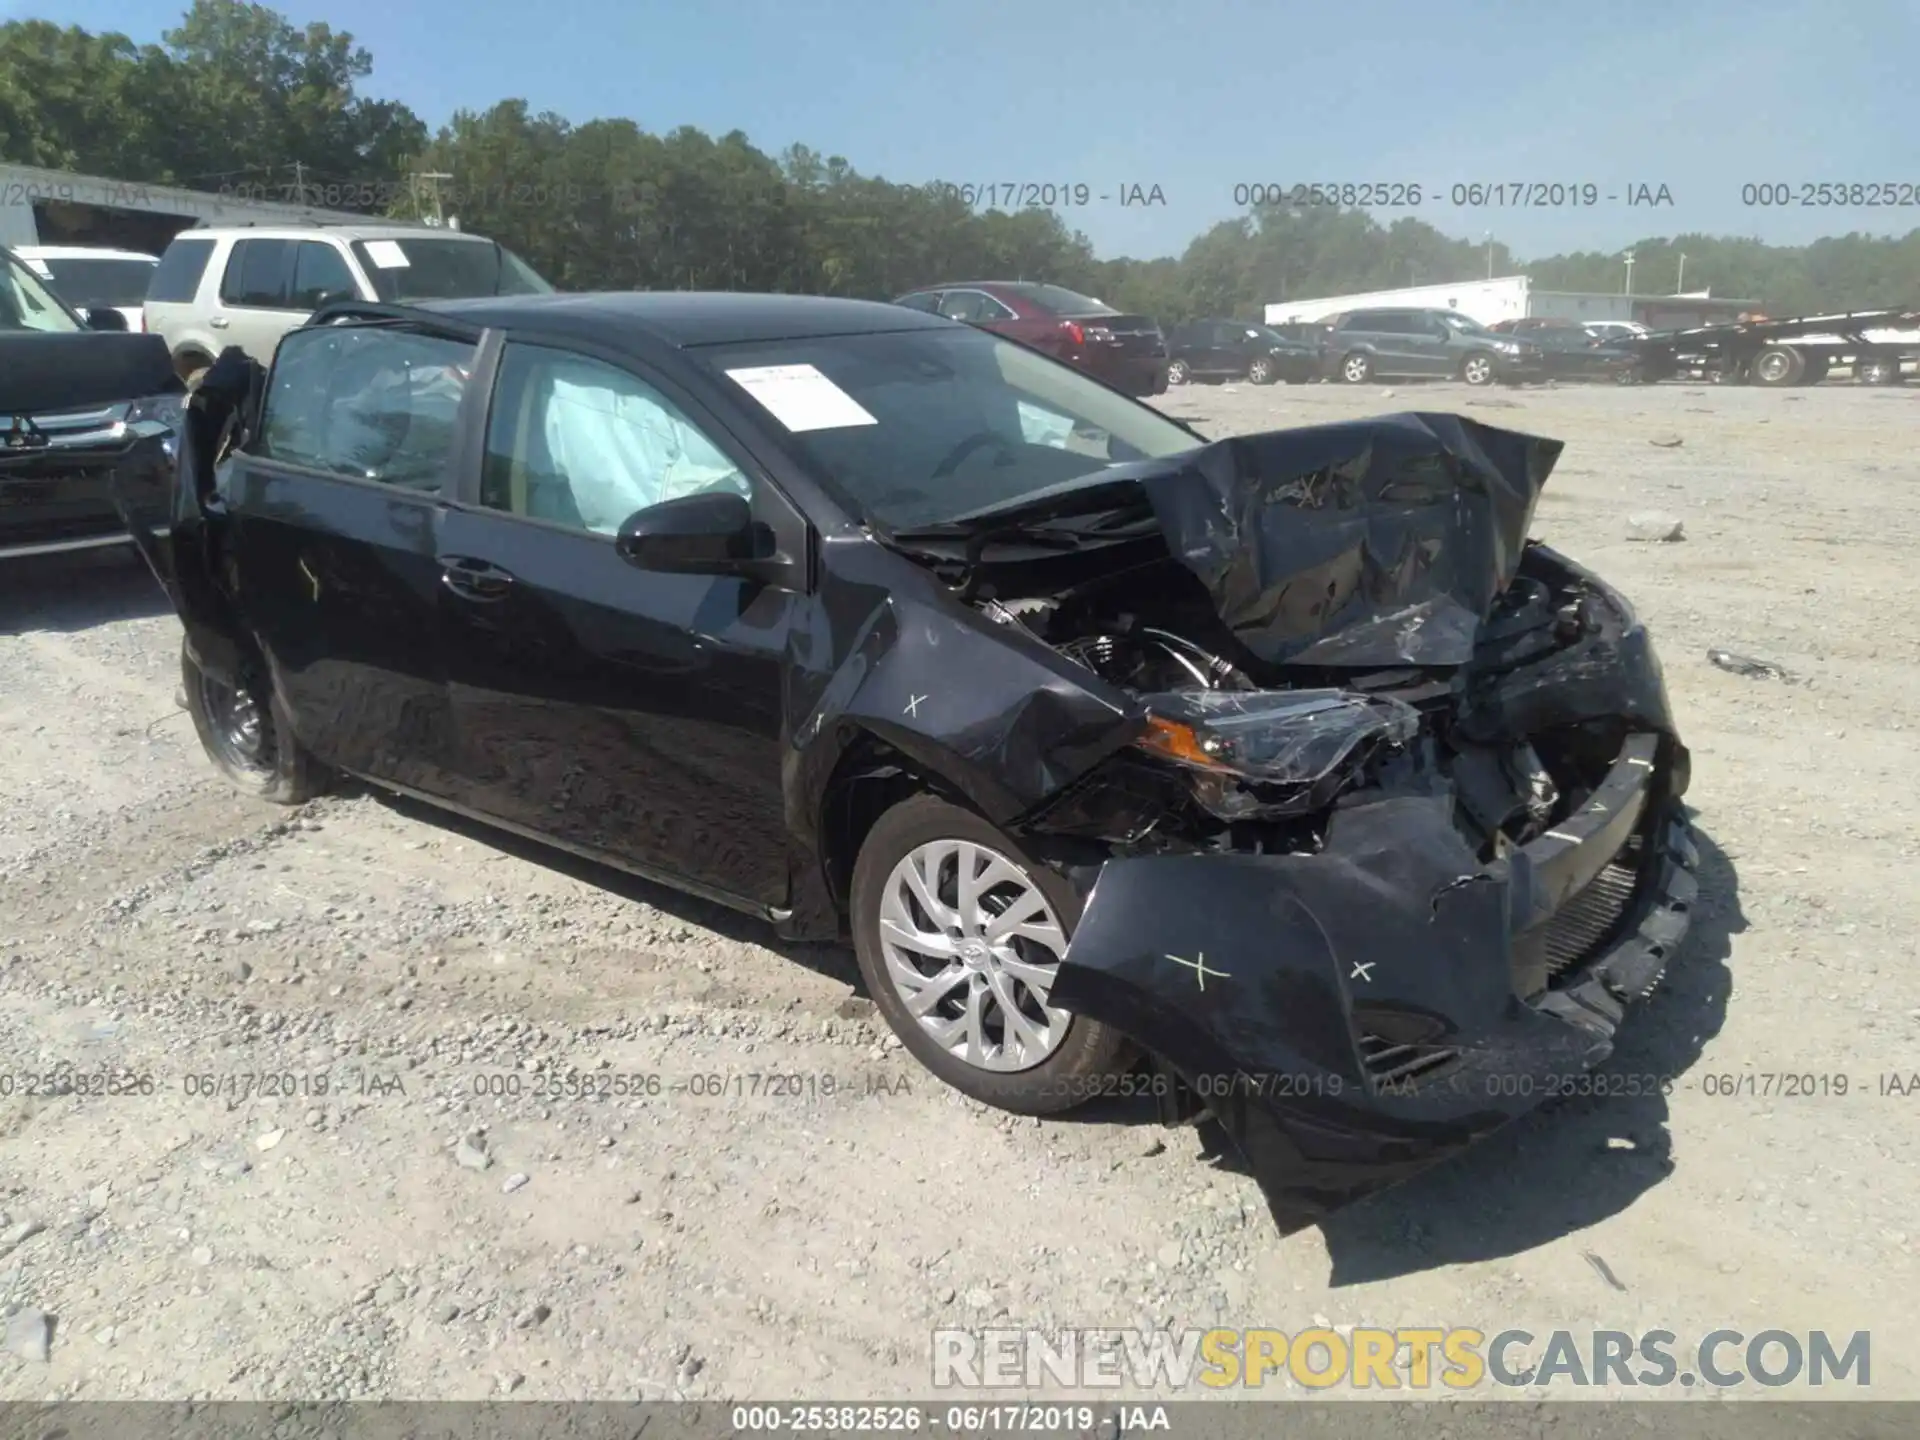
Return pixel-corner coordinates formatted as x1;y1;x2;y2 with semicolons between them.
1166;359;1190;386
1461;352;1496;385
1339;351;1372;384
182;642;323;803
850;794;1129;1115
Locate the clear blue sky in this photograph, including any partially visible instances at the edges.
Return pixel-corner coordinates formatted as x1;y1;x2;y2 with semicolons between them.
16;0;1919;263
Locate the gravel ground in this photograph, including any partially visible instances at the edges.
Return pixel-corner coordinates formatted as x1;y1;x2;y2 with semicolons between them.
1;377;1916;1405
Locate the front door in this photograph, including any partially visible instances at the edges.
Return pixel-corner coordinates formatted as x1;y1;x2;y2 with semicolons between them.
224;321;479;793
435;340;795;906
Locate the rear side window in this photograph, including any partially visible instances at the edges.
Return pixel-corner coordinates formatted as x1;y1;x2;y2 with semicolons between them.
895;291;942;313
348;237;552;301
149;238;215;303
999;282;1113;316
220;239;294;309
257;326;478;493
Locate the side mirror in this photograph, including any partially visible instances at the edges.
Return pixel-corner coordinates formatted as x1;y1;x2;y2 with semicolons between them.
84;307;130;332
616;490;767;577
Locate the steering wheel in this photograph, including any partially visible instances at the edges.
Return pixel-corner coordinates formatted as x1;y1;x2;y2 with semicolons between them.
930;429;1020;480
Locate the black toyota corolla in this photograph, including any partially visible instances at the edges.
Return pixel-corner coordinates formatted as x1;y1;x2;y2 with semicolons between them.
122;292;1696;1232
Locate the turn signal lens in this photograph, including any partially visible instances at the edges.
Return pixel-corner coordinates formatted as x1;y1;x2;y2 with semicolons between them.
1136;715;1228;769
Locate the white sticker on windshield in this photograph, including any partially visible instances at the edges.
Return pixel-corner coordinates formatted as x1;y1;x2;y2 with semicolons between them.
363;240;411;269
724;364;876;432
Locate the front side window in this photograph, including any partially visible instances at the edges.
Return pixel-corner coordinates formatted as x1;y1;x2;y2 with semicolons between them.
257;325;476;492
894;292;942;313
481;344;749;535
0;250;82;332
706;324;1201;529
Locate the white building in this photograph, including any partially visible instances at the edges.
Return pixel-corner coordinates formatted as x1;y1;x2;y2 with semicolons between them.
1;161;387;255
1266;275;1757;331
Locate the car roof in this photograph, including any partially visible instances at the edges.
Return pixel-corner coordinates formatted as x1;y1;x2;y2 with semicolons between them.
414;291;955;348
13;245;159;262
176;223;468;242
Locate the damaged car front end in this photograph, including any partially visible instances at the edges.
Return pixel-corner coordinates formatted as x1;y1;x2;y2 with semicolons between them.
868;412;1694;1233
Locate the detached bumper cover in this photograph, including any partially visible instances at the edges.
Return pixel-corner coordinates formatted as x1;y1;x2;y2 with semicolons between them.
1050;735;1695;1232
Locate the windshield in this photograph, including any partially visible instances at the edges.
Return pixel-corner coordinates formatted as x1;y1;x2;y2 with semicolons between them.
705;325;1202;528
0;250;84;333
999;282;1115;316
349;237;554;302
35;256;156;309
1440;312;1492;336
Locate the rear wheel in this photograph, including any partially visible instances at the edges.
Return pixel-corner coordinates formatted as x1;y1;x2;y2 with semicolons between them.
1751;345;1805;386
850;794;1129;1115
1857;356;1902;385
1339;351;1372;384
1165;358;1190;385
174;350;213;388
1461;352;1496;386
181;642;323;803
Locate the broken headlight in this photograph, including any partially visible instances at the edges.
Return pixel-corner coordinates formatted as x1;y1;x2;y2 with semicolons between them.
1132;689;1423;819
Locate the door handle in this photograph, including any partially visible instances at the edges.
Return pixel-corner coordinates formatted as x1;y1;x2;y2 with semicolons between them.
209;317;229;329
438;555;516;600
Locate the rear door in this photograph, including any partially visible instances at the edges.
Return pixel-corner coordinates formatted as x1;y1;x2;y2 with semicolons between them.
213;238;305;363
433;338;799;905
1404;312;1457;374
228;321;479;793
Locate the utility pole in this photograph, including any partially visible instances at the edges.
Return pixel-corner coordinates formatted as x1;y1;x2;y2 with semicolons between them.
414;172;452;225
1676;252;1687;292
289;161;306;205
1623;250;1636;296
1483;232;1493;279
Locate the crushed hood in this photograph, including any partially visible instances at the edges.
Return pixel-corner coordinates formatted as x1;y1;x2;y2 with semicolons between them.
1137;412;1560;667
923;412;1563;670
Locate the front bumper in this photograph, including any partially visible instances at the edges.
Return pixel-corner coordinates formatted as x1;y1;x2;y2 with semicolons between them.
1050;718;1695;1232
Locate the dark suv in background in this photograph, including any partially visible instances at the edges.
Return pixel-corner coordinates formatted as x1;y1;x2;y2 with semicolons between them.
1324;307;1543;386
1163;319;1320;386
894;281;1168;395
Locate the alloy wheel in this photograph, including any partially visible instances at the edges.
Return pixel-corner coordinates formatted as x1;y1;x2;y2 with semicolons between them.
877;838;1070;1072
1464;356;1493;385
1167;361;1189;385
1248;358;1273;383
1342;355;1370;383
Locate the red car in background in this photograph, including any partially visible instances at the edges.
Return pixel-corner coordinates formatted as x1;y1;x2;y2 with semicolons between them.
893;281;1170;396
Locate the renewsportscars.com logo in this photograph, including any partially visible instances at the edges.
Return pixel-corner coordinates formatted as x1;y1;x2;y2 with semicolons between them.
932;1327;1872;1391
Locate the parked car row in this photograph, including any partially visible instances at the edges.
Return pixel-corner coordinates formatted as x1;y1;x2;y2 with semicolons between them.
884;285;1653;393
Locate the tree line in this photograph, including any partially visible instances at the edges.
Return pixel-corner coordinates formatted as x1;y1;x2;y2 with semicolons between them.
5;1;1918;320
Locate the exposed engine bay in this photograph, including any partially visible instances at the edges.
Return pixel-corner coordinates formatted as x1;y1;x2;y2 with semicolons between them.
975;549;1618;871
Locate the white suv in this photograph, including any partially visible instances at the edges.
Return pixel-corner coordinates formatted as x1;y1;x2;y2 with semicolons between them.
144;222;553;382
